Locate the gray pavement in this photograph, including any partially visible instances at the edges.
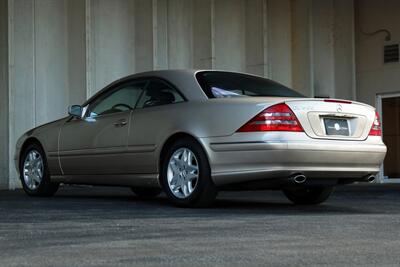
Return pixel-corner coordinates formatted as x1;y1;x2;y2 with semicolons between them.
1;184;400;266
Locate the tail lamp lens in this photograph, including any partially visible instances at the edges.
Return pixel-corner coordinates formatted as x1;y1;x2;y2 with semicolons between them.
237;103;303;132
369;111;382;136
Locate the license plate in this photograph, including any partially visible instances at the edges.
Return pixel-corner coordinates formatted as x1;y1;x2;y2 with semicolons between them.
324;118;350;136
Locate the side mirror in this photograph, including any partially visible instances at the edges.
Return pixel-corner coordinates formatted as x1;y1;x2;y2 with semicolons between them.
68;105;83;118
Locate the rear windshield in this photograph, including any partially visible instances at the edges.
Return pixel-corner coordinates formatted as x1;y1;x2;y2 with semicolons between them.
196;71;304;98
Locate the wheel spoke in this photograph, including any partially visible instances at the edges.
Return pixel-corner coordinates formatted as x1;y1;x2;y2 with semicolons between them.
170;162;179;175
186;150;192;165
33;157;40;166
29;152;34;162
170;174;179;186
186;173;197;181
28;176;34;188
181;183;188;197
37;158;43;167
182;149;188;164
187;180;194;193
37;167;43;177
186;165;198;173
32;174;41;183
172;187;180;194
174;158;184;169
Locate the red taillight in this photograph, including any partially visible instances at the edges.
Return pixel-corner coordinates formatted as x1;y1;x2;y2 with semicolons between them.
237;103;303;132
369;111;382;136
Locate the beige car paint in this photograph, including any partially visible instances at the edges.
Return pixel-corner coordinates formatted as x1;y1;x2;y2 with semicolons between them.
15;70;387;188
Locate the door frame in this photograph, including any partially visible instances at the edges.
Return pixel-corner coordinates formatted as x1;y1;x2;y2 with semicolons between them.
376;92;400;183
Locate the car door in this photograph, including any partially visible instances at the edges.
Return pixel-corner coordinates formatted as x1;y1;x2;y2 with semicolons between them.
125;78;186;174
59;80;148;175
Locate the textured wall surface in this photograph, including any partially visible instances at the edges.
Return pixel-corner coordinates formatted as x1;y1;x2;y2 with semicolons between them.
0;0;9;189
355;0;400;106
1;0;357;189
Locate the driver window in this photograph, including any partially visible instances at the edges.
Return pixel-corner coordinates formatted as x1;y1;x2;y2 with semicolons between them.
89;81;147;117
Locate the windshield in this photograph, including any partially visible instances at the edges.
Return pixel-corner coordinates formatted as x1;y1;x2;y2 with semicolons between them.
196;71;304;98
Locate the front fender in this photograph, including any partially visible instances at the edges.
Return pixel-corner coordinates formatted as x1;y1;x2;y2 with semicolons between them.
15;117;68;176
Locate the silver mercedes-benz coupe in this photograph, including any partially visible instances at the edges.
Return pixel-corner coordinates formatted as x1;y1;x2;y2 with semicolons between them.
15;70;387;207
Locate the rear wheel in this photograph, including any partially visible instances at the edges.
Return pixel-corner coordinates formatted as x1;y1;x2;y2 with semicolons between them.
131;187;162;198
161;138;217;208
19;143;59;197
283;186;334;205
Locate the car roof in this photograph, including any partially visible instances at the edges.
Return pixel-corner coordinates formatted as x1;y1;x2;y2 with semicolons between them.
84;69;208;105
84;69;283;106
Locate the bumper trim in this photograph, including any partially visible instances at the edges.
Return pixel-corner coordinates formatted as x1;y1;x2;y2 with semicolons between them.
212;167;380;186
209;140;387;153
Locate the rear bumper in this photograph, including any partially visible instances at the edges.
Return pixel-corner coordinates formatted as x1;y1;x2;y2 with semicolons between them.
200;134;387;186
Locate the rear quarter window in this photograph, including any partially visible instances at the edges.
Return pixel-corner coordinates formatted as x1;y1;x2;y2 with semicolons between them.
136;79;185;108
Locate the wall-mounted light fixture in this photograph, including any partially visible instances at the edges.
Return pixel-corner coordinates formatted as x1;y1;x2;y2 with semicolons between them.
360;28;392;42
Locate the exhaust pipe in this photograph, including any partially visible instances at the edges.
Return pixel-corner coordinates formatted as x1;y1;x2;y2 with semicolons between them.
367;175;376;183
292;174;307;184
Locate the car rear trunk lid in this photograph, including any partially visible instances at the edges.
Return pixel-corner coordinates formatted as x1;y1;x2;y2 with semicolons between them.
285;98;375;141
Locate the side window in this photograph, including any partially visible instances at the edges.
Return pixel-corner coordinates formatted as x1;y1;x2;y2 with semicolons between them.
136;79;184;108
89;81;147;117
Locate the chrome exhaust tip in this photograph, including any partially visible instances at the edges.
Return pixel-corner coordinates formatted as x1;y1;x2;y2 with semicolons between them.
367;175;376;183
292;174;307;184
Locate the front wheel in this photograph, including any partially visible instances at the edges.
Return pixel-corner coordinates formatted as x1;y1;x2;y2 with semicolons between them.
161;138;217;208
283;186;334;205
19;143;59;197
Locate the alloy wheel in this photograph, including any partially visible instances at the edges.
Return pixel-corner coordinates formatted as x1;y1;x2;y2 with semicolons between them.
23;150;44;190
167;147;199;199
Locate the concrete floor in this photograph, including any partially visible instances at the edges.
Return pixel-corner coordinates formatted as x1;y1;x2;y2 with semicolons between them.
1;185;400;267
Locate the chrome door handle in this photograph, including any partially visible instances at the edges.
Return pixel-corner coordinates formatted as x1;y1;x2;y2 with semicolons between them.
114;119;128;127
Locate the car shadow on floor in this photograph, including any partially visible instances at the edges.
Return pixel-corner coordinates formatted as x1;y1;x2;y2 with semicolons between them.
0;186;388;223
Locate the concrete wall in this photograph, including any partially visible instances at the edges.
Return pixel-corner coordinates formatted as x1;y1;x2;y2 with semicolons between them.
291;0;356;99
355;0;400;106
0;0;9;189
7;0;73;188
1;0;357;189
89;0;135;95
268;0;292;86
68;0;87;105
334;0;356;100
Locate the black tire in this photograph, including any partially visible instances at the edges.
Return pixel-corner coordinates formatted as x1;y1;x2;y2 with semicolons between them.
19;143;59;197
160;137;217;208
283;186;334;205
131;187;162;198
